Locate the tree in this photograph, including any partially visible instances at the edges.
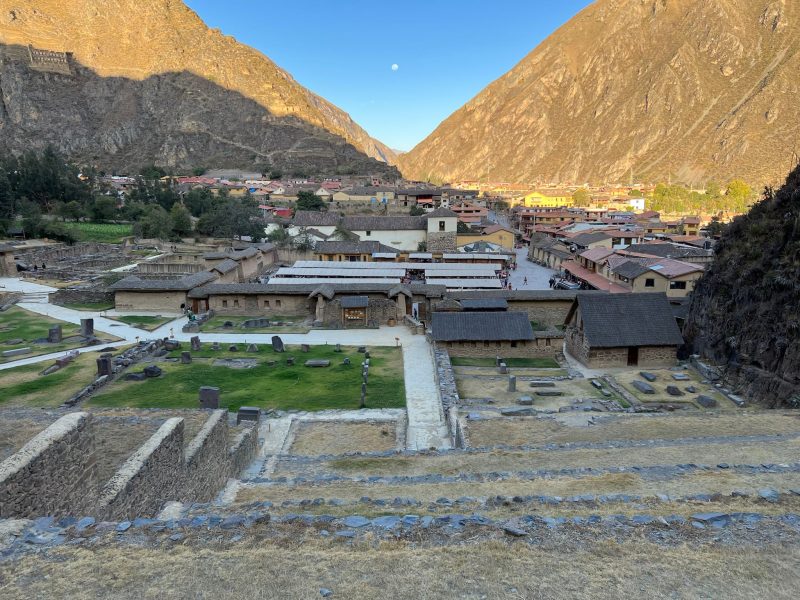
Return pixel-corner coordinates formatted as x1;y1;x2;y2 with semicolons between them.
295;190;326;212
191;167;206;176
409;205;426;216
628;189;644;198
134;205;173;240
139;164;167;180
332;225;358;242
705;216;726;237
184;188;214;217
705;181;722;198
90;197;119;222
268;170;283;180
266;226;291;248
572;188;591;207
457;221;472;233
170;204;192;236
58;200;85;222
195;198;263;240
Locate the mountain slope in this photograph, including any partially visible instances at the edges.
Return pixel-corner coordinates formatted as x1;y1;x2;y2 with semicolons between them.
685;163;800;407
0;0;396;173
399;0;799;186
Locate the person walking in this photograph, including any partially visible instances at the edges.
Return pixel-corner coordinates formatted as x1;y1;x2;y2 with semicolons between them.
523;277;528;286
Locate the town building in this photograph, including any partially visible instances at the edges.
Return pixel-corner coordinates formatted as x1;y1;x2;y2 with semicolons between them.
564;293;684;368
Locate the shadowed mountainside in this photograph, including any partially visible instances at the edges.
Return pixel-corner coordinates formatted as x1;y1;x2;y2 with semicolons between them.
0;0;396;173
399;0;800;187
0;44;397;176
685;163;800;407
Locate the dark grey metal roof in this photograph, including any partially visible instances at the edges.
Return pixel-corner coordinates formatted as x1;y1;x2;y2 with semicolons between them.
611;260;650;279
292;211;342;227
188;282;446;299
572;292;684;348
341;215;425;231
313;241;399;255
459;298;509;311
110;271;217;292
340;296;369;308
570;232;614;247
432;311;534;342
212;258;239;274
446;289;588;301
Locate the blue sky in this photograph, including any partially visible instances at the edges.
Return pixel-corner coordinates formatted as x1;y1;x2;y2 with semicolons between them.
184;0;593;151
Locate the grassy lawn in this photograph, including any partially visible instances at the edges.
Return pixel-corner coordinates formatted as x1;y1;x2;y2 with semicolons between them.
450;356;560;368
0;352;102;407
63;222;133;243
201;315;310;334
0;306;90;363
62;301;115;311
89;345;405;412
112;315;173;331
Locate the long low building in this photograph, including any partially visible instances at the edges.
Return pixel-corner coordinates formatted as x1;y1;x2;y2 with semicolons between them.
292;261;501;271
268;277;403;285
272;267;407;278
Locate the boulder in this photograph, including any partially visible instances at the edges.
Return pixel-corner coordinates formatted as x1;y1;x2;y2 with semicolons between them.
639;371;657;382
665;385;684;397
516;396;534;406
696;395;718;408
143;365;163;378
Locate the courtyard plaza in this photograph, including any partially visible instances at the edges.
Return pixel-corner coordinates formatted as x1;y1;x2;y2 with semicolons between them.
0;277;449;451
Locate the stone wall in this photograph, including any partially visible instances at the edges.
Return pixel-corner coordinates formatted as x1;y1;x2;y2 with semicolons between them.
322;297;400;327
208;293;311;317
427;232;457;253
115;290;188;312
442;337;563;359
51;288;115;307
567;327;677;368
0;410;260;521
0;413;97;518
183;411;231;502
98;418;185;520
509;299;573;327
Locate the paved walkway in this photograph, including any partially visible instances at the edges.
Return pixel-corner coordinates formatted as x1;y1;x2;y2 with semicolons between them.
508;246;557;290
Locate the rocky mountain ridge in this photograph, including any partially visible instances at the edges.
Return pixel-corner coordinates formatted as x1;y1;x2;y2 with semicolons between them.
685;163;800;407
0;0;396;174
399;0;799;187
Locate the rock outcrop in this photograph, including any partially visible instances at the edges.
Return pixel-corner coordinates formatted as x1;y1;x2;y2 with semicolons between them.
0;1;397;174
399;0;800;187
685;164;800;407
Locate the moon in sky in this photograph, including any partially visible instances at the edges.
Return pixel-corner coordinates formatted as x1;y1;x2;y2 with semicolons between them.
391;63;399;71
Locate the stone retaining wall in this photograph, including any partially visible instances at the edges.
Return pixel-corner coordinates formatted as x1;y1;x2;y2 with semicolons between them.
0;411;260;521
51;288;115;307
0;413;97;518
98;418;185;520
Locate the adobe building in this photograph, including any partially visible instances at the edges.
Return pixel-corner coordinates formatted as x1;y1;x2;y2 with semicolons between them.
431;311;561;358
110;272;218;312
564;293;684;368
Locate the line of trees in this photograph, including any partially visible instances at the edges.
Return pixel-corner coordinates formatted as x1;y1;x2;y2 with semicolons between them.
0;147;266;242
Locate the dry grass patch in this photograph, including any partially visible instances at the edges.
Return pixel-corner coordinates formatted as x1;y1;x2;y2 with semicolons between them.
306;439;800;480
0;352;101;407
0;417;57;460
236;471;800;509
288;421;399;456
455;377;609;410
466;413;800;447
1;538;798;599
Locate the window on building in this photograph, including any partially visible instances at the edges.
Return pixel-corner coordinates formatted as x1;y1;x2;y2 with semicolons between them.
511;341;518;348
365;231;371;236
496;342;501;348
545;338;551;347
233;299;239;308
439;221;445;232
222;300;228;308
669;280;688;290
264;300;270;308
447;342;453;348
484;341;490;348
275;299;282;308
645;278;655;288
